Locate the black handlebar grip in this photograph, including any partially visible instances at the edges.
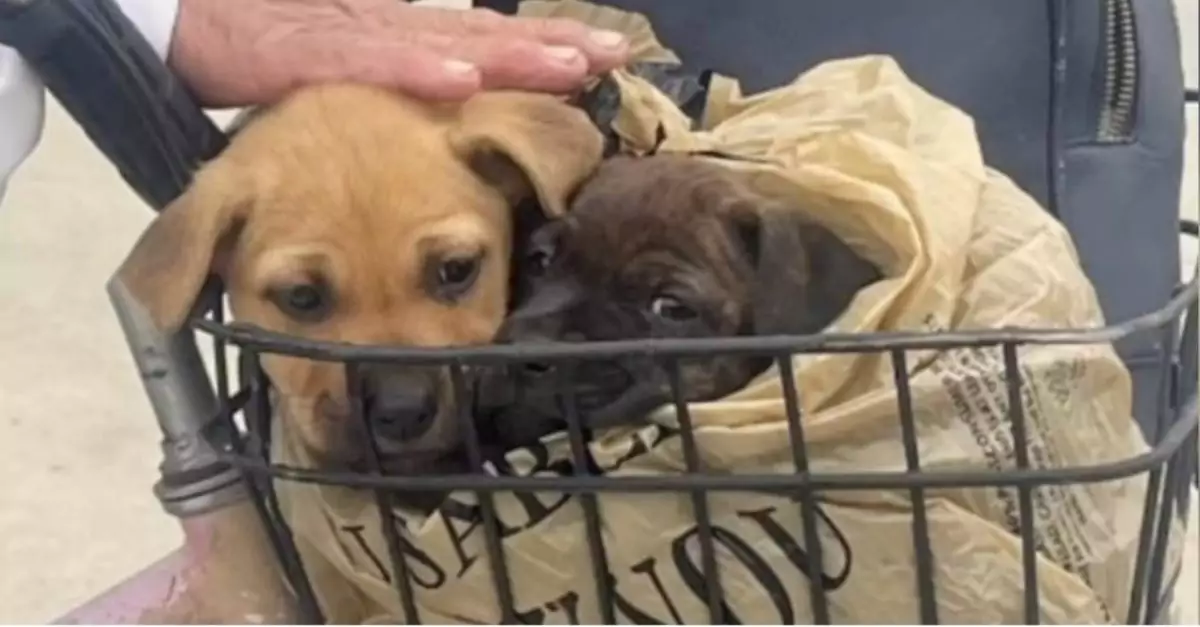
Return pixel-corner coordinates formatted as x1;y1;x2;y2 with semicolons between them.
0;0;226;211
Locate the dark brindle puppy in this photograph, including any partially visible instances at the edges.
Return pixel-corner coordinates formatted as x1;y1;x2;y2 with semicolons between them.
479;154;881;450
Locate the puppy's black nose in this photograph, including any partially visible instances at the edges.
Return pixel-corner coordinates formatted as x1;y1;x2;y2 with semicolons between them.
497;316;564;379
360;367;438;442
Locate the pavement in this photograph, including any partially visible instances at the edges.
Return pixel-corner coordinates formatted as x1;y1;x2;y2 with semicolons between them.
0;1;1197;623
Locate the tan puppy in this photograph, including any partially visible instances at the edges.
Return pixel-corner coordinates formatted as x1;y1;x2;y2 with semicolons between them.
114;84;603;476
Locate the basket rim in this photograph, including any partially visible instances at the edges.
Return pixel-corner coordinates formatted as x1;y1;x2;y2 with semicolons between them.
192;272;1198;365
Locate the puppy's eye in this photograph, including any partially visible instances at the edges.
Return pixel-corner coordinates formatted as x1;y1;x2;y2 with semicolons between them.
430;254;482;302
271;283;332;322
439;258;478;286
288;285;323;311
649;295;698;322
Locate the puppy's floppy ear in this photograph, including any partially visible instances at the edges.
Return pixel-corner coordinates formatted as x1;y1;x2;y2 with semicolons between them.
729;203;880;336
450;92;604;216
112;167;247;332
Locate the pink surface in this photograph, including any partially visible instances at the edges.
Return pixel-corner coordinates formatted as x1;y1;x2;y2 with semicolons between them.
54;548;187;624
54;514;222;624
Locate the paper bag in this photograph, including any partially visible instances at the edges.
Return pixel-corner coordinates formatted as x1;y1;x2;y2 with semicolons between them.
271;2;1183;623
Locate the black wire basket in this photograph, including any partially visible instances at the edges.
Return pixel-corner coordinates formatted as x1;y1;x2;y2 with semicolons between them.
192;230;1199;625
3;2;1194;624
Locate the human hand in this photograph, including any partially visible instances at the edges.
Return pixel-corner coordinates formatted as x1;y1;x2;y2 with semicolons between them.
169;0;632;107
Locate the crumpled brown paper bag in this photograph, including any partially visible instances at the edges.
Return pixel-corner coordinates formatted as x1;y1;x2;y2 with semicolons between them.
271;2;1183;623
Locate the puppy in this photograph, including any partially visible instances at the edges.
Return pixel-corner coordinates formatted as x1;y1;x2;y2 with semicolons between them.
113;84;603;477
481;154;880;449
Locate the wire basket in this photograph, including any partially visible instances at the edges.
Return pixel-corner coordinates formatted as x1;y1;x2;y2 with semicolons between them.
189;223;1199;626
2;1;1193;624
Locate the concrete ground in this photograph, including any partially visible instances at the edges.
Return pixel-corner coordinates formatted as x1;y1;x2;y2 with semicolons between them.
0;1;1197;623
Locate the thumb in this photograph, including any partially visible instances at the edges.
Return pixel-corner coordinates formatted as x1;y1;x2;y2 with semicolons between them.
287;36;484;102
460;10;630;72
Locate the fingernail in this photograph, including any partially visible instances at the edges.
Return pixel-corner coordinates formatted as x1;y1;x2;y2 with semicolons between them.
544;45;582;64
442;58;477;75
588;29;626;49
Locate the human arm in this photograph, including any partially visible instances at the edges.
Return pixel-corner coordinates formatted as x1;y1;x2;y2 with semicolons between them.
1;0;629;202
168;0;629;107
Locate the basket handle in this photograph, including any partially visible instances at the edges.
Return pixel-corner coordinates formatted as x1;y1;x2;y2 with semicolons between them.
1;0;245;515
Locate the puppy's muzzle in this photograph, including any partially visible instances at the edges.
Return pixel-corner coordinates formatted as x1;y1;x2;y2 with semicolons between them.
496;279;588;376
360;365;439;443
484;300;664;443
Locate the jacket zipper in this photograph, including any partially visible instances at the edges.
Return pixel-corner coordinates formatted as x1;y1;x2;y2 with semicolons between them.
1098;0;1139;142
